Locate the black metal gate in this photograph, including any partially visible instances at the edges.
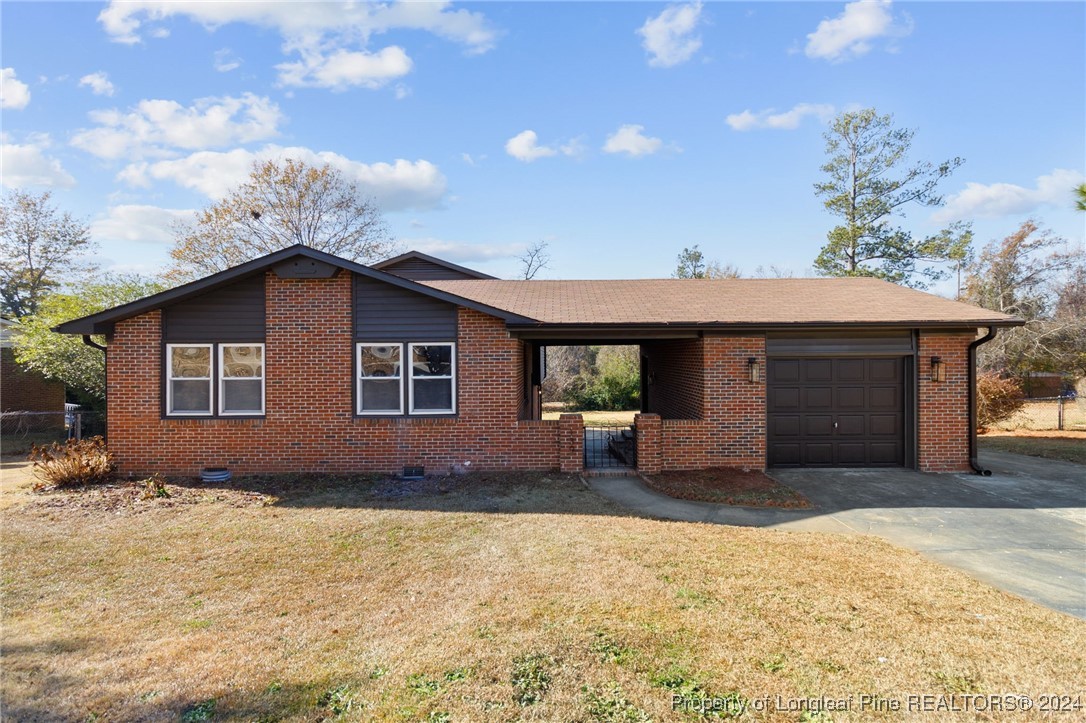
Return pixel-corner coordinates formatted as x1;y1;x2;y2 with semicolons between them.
584;423;637;469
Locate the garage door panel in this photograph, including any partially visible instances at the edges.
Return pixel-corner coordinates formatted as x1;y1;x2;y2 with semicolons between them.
804;443;834;465
805;360;833;381
837;359;865;381
767;356;905;468
770;359;801;383
770;387;801;410
869;414;899;436
836;414;866;435
773;416;801;436
837;386;865;408
869;358;900;381
805;415;833;436
870;442;902;464
805;387;832;408
770;443;801;466
837;442;867;465
869;386;898;409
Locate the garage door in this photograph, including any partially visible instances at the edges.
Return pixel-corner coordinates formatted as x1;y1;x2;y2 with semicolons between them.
767;357;904;467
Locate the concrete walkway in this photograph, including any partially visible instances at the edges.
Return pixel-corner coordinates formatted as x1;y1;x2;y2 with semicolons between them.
586;452;1086;619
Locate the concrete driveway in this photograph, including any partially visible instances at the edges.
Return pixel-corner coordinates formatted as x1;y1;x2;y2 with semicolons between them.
587;451;1085;619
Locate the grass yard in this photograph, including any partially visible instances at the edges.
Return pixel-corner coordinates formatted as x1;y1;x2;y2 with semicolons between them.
2;461;1084;721
542;409;639;425
980;431;1086;465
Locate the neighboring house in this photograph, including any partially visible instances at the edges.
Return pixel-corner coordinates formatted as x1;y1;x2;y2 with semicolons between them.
1;317;66;429
54;245;1021;476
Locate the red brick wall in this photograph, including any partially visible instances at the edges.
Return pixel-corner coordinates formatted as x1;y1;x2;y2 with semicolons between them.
1;347;65;413
642;338;703;420
918;332;973;472
106;271;561;475
640;336;767;472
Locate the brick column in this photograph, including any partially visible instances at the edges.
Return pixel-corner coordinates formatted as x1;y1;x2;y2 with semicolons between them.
634;413;662;474
558;413;584;473
918;332;973;472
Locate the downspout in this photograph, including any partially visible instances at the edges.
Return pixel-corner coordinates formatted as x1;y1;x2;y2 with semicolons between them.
82;334;106;352
968;327;998;476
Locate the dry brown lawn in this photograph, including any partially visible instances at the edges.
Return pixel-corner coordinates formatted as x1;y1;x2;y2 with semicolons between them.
541;409;638;425
980;431;1086;465
2;459;1084;722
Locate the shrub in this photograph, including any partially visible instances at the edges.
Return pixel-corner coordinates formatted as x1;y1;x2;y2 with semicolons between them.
29;436;115;490
976;372;1025;431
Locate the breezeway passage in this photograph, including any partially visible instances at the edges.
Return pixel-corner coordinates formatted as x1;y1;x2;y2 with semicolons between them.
587;451;1086;619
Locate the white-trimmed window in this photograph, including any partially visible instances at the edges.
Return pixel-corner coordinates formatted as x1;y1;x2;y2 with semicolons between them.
219;344;265;415
409;343;456;414
167;344;213;415
358;344;403;414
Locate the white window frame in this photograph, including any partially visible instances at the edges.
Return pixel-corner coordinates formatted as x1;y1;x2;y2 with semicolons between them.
408;342;456;415
357;342;404;415
166;343;213;416
218;343;266;416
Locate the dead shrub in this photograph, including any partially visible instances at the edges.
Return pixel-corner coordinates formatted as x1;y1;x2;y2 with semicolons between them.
29;436;115;490
977;372;1025;432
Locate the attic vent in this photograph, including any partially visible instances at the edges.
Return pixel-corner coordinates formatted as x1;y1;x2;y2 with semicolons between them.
402;465;424;480
272;258;338;279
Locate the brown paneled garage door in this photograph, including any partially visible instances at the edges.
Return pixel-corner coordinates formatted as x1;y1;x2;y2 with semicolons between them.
767;357;905;467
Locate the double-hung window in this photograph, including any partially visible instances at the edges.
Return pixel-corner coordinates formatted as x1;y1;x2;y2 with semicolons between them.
355;342;456;415
357;344;403;414
409;343;455;414
166;343;264;416
167;344;213;415
219;344;265;415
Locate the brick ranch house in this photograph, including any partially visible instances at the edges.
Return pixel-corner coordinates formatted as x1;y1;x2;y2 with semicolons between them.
55;245;1020;477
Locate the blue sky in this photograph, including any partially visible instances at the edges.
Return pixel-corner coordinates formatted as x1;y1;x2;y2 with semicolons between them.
1;1;1083;290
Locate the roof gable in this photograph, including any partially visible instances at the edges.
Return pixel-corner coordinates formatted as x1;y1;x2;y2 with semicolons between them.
53;245;533;335
372;250;496;280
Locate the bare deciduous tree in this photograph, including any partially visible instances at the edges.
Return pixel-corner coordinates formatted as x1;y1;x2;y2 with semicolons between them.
167;158;397;282
517;240;550;280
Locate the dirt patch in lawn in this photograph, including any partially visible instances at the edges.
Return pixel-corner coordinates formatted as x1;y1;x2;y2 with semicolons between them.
643;467;813;508
980;432;1086;465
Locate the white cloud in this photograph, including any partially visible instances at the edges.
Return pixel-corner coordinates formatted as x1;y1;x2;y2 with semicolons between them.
505;130;557;162
98;1;496;89
70;93;284;160
1;68;31;109
637;2;703;68
276;46;412;90
602;124;665;157
120;145;447;211
90;204;196;244
805;0;911;62
213;48;241;72
404;238;521;263
79;71;115;96
0;135;75;188
934;169;1086;223
726;103;835;131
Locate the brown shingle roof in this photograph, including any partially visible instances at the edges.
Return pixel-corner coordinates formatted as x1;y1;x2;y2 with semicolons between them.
420;277;1021;327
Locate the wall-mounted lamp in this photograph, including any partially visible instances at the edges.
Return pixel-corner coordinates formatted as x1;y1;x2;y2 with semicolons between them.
748;357;761;383
930;356;945;383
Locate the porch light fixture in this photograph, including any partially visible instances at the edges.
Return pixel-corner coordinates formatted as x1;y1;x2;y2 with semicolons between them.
747;357;760;383
930;356;945;383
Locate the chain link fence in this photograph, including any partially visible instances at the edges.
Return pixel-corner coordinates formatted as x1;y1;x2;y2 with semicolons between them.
0;410;106;456
991;396;1086;432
